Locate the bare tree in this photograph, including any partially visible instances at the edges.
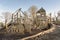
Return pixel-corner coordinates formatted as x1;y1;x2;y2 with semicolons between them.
2;12;12;29
27;5;38;29
28;5;38;19
55;11;60;24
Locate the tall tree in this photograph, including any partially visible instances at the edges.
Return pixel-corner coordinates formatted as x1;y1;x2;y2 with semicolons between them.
28;5;38;29
28;5;38;19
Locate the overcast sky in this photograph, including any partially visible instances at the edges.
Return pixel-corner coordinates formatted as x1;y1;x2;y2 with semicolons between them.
0;0;60;22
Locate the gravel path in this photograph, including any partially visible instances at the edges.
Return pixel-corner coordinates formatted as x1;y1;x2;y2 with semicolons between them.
20;25;60;40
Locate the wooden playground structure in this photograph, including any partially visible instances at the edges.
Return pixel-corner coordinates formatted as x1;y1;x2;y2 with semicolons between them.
1;8;52;35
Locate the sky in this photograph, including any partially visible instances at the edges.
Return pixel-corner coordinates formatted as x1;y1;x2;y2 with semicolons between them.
0;0;60;22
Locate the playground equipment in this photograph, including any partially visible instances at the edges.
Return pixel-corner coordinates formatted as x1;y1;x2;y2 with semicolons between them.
0;8;52;35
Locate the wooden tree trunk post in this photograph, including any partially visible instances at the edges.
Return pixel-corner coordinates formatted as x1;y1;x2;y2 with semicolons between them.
50;13;51;23
17;13;18;23
5;19;7;29
5;18;9;33
12;14;13;22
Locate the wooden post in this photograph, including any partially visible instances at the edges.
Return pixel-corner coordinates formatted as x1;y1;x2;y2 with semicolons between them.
14;15;15;23
12;14;15;27
5;18;7;29
50;13;51;23
17;13;18;23
12;14;13;22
